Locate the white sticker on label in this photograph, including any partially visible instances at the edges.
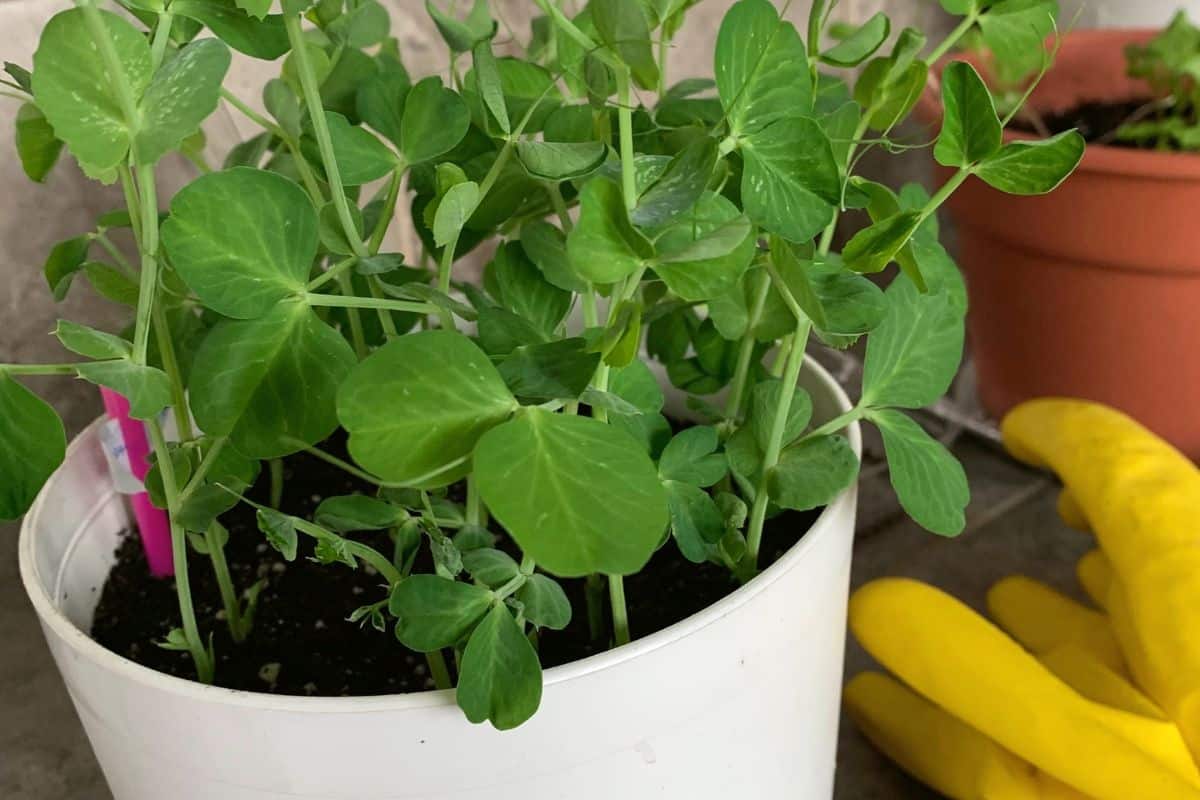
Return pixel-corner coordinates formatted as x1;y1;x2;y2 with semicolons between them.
99;418;146;495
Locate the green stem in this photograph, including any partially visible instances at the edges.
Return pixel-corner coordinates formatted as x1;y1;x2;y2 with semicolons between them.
149;12;174;70
801;406;866;443
920;167;971;223
435;235;460;331
304;293;437;315
723;267;771;423
743;319;811;570
465;475;483;527
220;88;282;136
280;438;405;488
91;232;137;277
336;272;369;358
818;114;872;256
206;521;247;642
269;458;284;508
616;68;638;213
147;417;213;681
306;255;358;291
151;303;194;442
426;650;453;691
365;171;404;338
0;362;114;376
928;12;979;65
292;518;402;584
130;165;160;365
546;182;573;231
178;436;227;508
609;575;630;646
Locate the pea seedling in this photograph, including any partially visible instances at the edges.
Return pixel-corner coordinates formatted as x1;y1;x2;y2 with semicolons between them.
2;0;1081;728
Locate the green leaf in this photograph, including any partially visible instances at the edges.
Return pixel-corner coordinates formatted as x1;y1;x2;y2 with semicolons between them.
498;339;600;401
567;178;652;285
842;212;923;274
477;307;547;356
464;58;561;135
338;331;517;487
433;181;481;247
0;375;65;521
715;0;812;137
390;574;493;650
425;0;495;53
55;320;131;360
665;480;724;562
768;434;859;511
189;303;355;458
15;103;63;182
871;409;969;536
32;9;152;173
321;111;399;186
741;117;840;243
177;484;240;532
327;0;390;48
978;0;1059;83
749;378;812;452
313;534;358;568
516;574;571;630
43;237;91;301
651;192;754;302
520;221;587;293
516;140;607;182
171;0;290;60
400;76;471;165
356;64;410;146
934;61;1002;168
462;548;520;587
608;359;664;414
630;136;717;228
475;409;668;577
4;62;32;92
658;426;726;487
821;12;890;67
854;29;928;131
592;0;659;89
234;0;270;19
314;495;406;532
76;361;171;420
974;130;1085;195
85;263;140;306
135;39;231;164
457;604;543;730
862;282;964;409
161;168;316;319
472;39;510;134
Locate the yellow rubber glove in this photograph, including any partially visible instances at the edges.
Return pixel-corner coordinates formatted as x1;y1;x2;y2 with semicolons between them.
987;575;1126;675
1003;399;1200;758
849;578;1200;800
1056;489;1090;532
1039;643;1165;720
1075;550;1111;612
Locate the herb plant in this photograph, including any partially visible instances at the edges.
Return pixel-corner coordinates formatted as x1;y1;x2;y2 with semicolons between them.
2;0;1082;729
1119;11;1200;150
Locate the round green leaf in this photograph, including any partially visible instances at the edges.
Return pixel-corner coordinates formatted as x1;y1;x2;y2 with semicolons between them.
314;495;406;532
567;178;652;285
400;76;471;165
516;574;572;630
474;409;669;577
390;574;493;651
974;131;1086;196
934;61;1003;168
651;192;755;302
516;140;607;182
767;434;860;512
135;38;232;165
741;117;840;243
321;111;400;186
171;0;290;60
188;302;355;458
76;361;172;421
821;12;891;67
665;480;725;562
161;168;317;319
456;603;543;730
15;103;63;183
0;375;65;521
337;330;517;487
32;9;152;173
462;548;520;588
862;282;964;409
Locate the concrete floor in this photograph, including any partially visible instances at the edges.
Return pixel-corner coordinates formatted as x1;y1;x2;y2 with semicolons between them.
0;426;1091;799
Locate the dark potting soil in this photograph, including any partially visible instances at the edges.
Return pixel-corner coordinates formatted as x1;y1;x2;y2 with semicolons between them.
1013;99;1159;148
91;433;819;697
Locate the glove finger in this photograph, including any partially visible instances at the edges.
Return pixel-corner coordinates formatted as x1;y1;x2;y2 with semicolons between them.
849;578;1200;800
1039;642;1165;720
987;575;1126;676
1076;550;1111;612
845;671;1041;800
1056;489;1090;532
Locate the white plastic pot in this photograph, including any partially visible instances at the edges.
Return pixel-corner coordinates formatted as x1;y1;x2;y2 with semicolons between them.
19;359;860;800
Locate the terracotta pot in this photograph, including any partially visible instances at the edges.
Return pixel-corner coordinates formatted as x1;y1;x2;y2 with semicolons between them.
917;29;1200;458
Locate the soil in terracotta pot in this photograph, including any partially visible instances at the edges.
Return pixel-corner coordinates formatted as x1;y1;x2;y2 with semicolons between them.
92;430;819;696
1014;99;1161;147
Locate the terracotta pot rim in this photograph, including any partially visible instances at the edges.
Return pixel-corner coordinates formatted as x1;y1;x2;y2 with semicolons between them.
916;28;1200;182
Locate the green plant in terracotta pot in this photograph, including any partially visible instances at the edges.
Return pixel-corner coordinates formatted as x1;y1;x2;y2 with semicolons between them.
3;0;1079;795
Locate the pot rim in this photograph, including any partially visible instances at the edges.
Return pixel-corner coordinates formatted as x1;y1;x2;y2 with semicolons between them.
18;357;861;715
916;27;1200;181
